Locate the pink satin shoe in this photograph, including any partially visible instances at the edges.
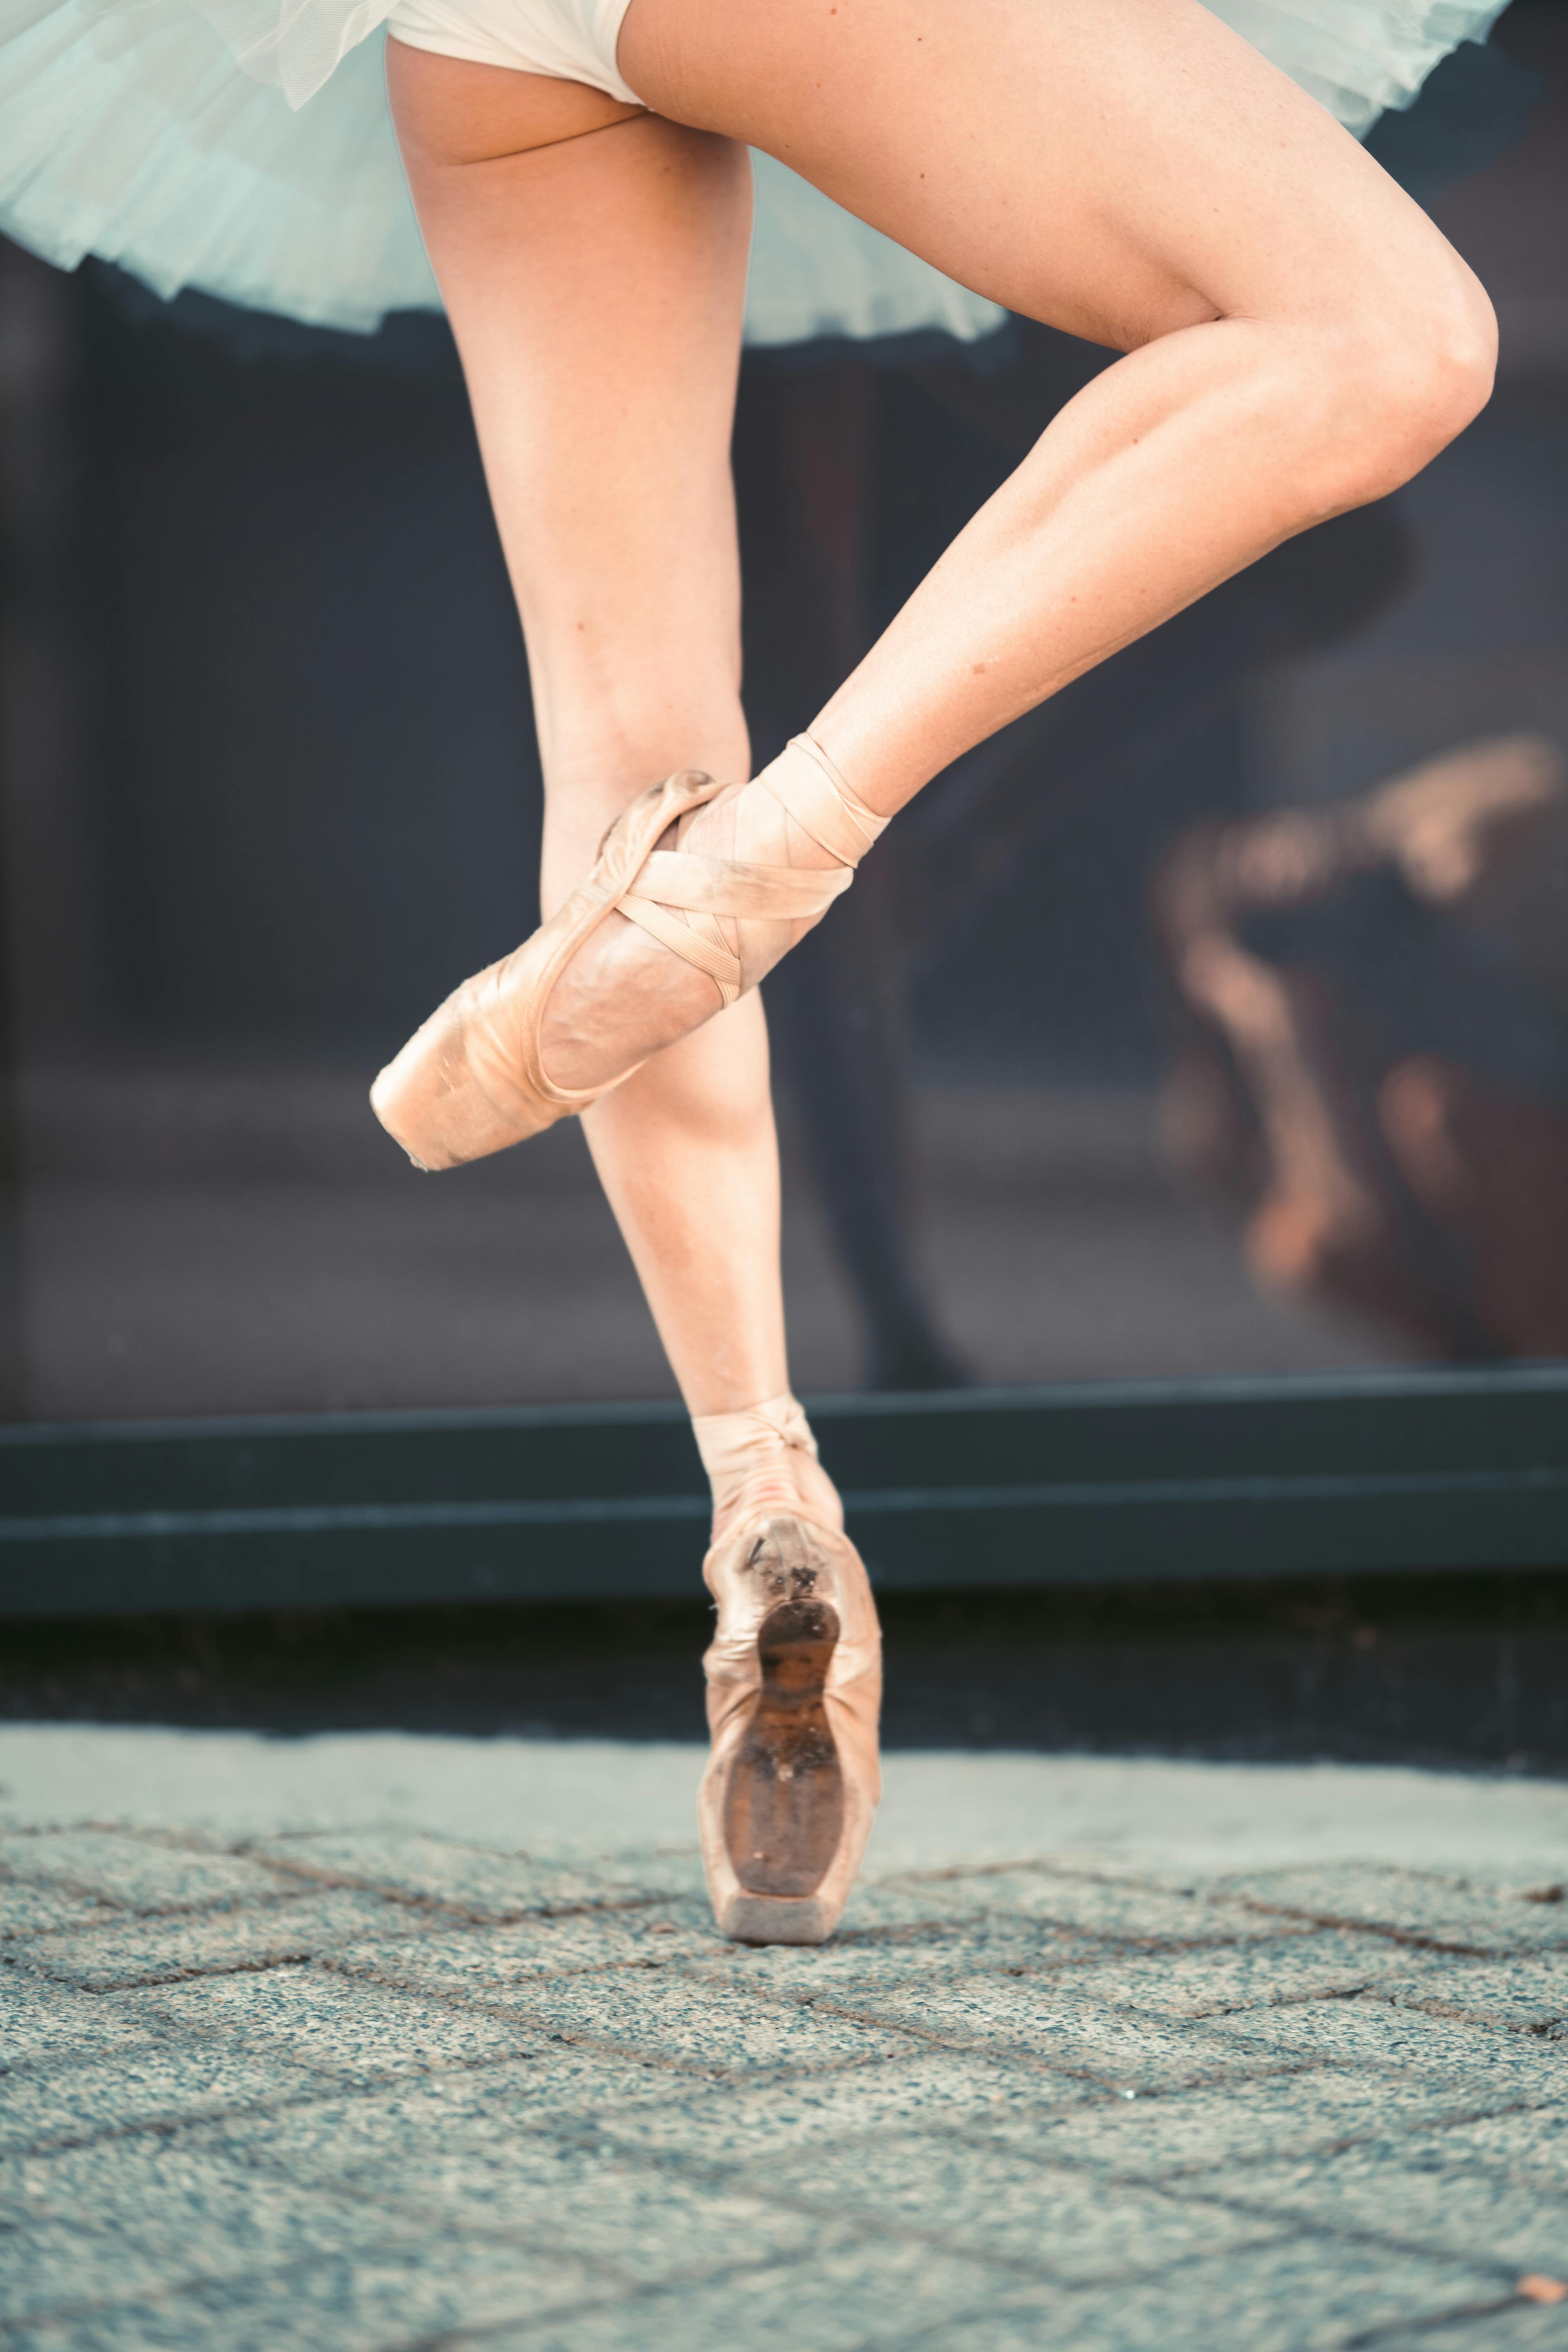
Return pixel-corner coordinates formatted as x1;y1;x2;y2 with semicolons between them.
692;1397;881;1945
371;737;886;1172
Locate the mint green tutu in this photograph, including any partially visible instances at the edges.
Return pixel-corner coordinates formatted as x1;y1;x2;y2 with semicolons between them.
0;0;1507;342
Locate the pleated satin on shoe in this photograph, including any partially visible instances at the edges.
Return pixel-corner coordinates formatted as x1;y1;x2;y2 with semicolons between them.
693;1396;882;1946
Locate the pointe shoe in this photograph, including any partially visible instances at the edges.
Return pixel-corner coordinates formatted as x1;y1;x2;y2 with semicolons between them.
372;736;887;1172
692;1397;881;1946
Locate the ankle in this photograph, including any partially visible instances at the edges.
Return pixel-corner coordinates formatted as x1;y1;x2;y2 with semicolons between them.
692;1392;845;1547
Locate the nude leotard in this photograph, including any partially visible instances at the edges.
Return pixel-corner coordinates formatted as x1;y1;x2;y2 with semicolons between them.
384;0;641;103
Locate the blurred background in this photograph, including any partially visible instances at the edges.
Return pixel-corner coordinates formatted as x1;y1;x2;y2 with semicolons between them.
1;0;1566;1429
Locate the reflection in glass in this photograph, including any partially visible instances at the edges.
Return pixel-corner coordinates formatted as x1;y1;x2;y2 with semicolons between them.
0;2;1565;1420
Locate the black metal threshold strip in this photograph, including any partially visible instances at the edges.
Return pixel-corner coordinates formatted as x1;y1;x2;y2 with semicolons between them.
1;1364;1564;1617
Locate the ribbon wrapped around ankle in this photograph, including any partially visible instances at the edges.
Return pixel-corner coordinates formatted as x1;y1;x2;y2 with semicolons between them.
767;735;889;867
619;735;889;1009
691;1392;844;1545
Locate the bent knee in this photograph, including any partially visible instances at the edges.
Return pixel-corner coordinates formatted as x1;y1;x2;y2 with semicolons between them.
1372;256;1495;473
1311;253;1496;511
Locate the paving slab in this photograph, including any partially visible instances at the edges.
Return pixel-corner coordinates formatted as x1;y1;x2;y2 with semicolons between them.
0;1830;289;1915
0;2149;403;2327
9;1891;425;1991
583;2049;1098;2163
750;2125;1290;2281
241;1828;655;1921
321;1900;723;1995
677;1914;1104;1994
907;2243;1520;2352
1210;1864;1568;1956
828;1971;1295;2092
1203;1987;1568;2092
1376;2103;1568;2196
968;2066;1518;2178
479;2238;1038;2352
1;1731;1565;2352
878;1865;1314;1946
0;2042;346;2157
0;2241;604;2352
0;1883;120;1941
1373;1953;1568;2036
1;1979;171;2068
1225;2145;1568;2277
241;2120;854;2287
182;2047;725;2171
467;1966;915;2075
1372;2305;1568;2352
1010;1929;1416;2019
114;1963;534;2083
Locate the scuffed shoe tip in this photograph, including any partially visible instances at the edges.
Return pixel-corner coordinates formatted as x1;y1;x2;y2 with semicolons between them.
369;1044;517;1171
718;1892;835;1946
368;1080;436;1171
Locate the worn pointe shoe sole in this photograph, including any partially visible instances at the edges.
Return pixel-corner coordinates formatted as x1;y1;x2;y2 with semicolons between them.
720;1599;844;1941
701;1514;881;1947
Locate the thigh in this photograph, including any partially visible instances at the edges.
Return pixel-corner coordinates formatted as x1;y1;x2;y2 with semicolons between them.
617;0;1471;352
389;51;753;848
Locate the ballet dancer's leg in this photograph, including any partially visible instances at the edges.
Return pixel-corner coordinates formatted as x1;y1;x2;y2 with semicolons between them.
496;0;1494;1098
392;73;884;1943
387;69;791;1437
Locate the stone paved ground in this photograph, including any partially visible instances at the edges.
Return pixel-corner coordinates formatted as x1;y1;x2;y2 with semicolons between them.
2;1737;1566;2352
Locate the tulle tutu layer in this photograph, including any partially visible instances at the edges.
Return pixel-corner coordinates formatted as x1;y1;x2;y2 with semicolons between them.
0;0;430;327
0;0;1006;338
0;0;1509;341
1214;0;1508;134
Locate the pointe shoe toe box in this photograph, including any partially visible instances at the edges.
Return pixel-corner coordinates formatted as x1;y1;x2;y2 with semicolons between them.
370;991;552;1171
